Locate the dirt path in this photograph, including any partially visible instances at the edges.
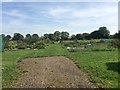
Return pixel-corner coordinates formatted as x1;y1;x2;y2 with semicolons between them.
12;56;95;88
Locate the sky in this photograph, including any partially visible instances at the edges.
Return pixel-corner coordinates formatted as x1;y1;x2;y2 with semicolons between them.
1;1;118;36
1;0;119;2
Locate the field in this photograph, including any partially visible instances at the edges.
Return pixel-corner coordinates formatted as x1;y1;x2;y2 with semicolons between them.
2;42;119;88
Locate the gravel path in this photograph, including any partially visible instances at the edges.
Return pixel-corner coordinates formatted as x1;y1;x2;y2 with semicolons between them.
12;56;95;88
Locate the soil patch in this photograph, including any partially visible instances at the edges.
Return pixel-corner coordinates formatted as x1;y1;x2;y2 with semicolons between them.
12;56;95;88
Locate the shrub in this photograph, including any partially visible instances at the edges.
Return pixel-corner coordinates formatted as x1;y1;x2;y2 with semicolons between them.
16;41;26;49
62;41;80;47
34;42;45;49
111;39;120;48
7;41;17;50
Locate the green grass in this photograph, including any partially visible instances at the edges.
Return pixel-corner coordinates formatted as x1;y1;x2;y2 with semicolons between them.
66;50;118;88
2;43;119;88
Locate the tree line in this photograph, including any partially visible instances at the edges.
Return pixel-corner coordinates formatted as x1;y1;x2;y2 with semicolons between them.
1;26;119;41
0;26;120;50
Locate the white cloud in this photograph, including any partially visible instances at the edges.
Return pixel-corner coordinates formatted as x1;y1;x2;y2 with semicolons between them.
3;10;27;19
55;5;118;34
73;7;117;18
48;7;71;17
48;4;117;19
2;2;118;35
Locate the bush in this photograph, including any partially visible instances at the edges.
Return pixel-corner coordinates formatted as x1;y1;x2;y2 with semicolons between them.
7;41;17;50
111;39;120;48
34;42;45;49
62;41;80;47
16;42;26;49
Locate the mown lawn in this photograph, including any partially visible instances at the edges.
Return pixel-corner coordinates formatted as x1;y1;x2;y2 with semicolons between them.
2;43;119;88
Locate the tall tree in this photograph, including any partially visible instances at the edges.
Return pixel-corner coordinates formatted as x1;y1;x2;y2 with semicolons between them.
90;30;101;39
32;34;39;38
98;26;110;39
90;27;110;39
12;33;24;41
24;34;32;45
43;34;49;39
48;34;55;40
82;33;90;40
5;35;11;41
54;31;61;41
76;34;83;40
61;31;69;40
71;34;76;40
26;34;31;38
31;34;39;43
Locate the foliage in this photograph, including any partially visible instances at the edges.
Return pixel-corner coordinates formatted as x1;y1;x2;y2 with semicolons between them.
111;39;120;48
16;41;26;49
61;31;69;40
5;41;17;50
71;34;76;40
48;34;55;40
76;34;83;40
33;42;45;49
31;34;39;43
1;26;118;50
90;27;110;39
54;31;61;41
12;33;24;41
43;34;49;39
5;35;11;41
61;41;79;47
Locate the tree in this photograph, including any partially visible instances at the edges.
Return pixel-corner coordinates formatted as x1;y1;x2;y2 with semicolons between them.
71;34;76;40
5;35;11;41
113;33;119;39
43;34;49;39
61;31;69;40
90;30;101;39
12;33;24;41
54;31;61;41
112;31;120;48
82;33;90;40
26;34;31;38
90;27;110;39
76;34;83;40
98;27;110;39
24;34;32;45
31;34;39;43
48;34;55;40
32;34;39;38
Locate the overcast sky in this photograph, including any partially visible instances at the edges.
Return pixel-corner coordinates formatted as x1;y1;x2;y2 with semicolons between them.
1;0;118;36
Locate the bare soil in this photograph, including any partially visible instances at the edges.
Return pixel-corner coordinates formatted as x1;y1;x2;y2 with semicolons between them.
12;56;95;88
